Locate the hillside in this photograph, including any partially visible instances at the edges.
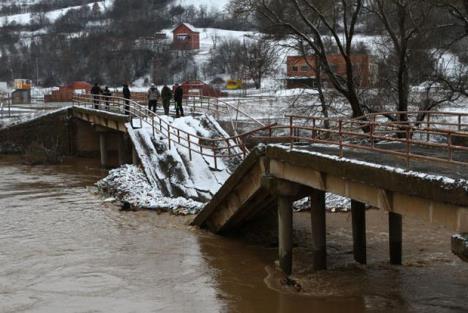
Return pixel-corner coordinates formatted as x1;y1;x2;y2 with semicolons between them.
0;0;248;86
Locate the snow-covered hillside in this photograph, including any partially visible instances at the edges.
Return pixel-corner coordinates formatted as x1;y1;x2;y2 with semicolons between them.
175;0;230;11
2;0;114;25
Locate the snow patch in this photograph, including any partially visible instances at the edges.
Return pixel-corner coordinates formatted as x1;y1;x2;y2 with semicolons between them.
97;164;204;215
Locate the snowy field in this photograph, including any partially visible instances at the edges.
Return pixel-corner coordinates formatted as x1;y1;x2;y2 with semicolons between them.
2;0;114;25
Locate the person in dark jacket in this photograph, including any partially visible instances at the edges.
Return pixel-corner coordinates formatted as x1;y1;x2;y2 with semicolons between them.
102;86;112;110
122;84;131;115
91;83;102;109
173;83;184;117
161;84;172;115
147;84;160;113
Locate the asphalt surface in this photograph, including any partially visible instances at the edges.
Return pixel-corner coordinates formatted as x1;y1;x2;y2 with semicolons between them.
283;142;468;181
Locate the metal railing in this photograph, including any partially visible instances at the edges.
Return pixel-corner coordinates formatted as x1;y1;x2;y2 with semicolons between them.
251;114;468;166
353;111;468;133
73;94;468;168
73;94;272;169
0;94;11;118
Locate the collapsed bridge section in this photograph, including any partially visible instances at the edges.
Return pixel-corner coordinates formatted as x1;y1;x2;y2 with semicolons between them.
193;144;468;274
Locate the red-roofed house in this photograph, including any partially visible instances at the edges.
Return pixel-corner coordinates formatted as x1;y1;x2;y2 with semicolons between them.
172;23;200;50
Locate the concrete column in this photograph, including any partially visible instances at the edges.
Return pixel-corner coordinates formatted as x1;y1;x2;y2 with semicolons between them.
310;189;326;271
278;196;293;275
99;133;108;168
132;145;139;165
118;134;126;166
351;200;367;264
389;212;402;265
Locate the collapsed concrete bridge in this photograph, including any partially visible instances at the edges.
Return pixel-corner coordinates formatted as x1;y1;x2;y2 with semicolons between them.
1;94;467;273
192;144;468;274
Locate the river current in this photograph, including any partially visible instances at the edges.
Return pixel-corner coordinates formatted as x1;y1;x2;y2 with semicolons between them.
0;156;466;313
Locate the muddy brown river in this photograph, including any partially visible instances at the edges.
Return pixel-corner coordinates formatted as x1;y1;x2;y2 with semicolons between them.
0;156;467;313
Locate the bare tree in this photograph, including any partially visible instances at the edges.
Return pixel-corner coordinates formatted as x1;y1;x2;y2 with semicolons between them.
367;0;437;123
256;0;367;119
242;35;278;89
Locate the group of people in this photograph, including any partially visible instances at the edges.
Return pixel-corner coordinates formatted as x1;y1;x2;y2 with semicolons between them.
90;82;184;117
90;83;131;115
90;83;112;110
147;83;184;117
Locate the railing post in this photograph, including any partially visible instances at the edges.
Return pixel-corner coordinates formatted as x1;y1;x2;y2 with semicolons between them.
152;116;155;137
212;142;218;170
226;139;231;157
426;113;431;142
312;117;316;142
370;121;374;148
177;129;181;144
168;126;171;150
406;127;410;168
289;116;293;151
188;133;192;161
448;131;453;161
338;119;343;158
458;114;462;131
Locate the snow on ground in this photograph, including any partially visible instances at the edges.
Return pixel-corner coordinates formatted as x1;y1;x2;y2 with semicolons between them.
175;0;230;10
275;144;468;190
4;0;114;25
118;113;233;214
294;193;351;212
97;164;204;215
0;106;70;129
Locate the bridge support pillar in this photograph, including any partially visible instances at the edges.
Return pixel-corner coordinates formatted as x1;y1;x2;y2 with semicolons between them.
351;200;367;264
99;133;108;168
132;146;139;165
389;212;402;265
118;134;126;166
278;196;294;275
310;189;326;271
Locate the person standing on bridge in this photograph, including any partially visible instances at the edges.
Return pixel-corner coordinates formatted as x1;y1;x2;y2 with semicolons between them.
122;83;131;115
102;86;112;111
147;84;160;113
91;83;102;109
161;84;172;115
173;83;184;117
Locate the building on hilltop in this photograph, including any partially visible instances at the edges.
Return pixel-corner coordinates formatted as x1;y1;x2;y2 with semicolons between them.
172;23;200;50
286;54;378;89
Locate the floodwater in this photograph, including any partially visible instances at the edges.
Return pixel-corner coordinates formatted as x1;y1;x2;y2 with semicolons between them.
0;156;467;313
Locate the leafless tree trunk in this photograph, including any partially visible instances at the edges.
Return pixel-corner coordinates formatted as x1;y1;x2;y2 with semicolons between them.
258;0;367;119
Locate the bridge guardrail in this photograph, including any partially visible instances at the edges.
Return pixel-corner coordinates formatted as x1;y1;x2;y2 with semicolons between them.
73;94;274;169
73;94;468;168
252;114;468;166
